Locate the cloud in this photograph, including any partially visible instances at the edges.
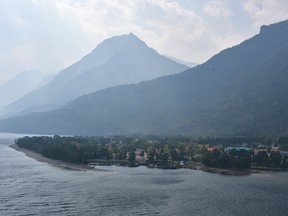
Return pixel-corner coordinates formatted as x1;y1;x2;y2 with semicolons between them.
203;0;232;18
243;0;288;26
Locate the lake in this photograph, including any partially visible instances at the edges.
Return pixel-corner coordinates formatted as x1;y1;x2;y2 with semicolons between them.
0;133;287;215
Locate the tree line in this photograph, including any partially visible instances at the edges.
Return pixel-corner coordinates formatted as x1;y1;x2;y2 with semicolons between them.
15;135;288;169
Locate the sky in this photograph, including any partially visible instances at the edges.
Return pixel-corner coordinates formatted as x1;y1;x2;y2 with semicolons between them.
0;0;288;85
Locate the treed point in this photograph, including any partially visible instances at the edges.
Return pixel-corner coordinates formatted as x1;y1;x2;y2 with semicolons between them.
15;135;288;173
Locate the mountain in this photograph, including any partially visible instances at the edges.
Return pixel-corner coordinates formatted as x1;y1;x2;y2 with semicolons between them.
0;33;188;117
1;20;288;136
0;70;45;110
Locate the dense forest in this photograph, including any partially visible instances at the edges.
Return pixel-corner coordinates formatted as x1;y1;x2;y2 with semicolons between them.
15;135;288;169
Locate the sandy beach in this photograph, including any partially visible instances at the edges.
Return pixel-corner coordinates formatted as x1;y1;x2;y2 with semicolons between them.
9;144;110;172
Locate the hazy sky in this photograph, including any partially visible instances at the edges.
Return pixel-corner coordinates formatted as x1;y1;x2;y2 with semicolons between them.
1;0;288;84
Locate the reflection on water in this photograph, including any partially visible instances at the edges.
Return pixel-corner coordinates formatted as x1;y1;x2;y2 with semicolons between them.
0;134;288;216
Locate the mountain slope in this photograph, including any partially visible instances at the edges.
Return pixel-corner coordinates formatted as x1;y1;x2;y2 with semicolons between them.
0;33;188;117
1;20;288;136
0;70;45;110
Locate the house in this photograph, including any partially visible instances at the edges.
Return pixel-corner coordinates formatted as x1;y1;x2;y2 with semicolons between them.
135;149;147;162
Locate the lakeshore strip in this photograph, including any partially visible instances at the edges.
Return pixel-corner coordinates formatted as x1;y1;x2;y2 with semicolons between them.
9;144;110;172
10;144;285;175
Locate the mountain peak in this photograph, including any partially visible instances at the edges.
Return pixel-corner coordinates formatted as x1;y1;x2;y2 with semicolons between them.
90;33;145;56
127;32;139;39
72;33;148;75
84;32;153;67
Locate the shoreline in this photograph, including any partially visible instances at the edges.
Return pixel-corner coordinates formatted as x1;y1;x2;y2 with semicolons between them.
9;144;287;175
192;164;288;176
200;166;260;176
9;144;110;172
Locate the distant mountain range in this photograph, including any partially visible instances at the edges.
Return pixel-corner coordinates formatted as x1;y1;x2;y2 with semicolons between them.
1;20;288;136
0;33;188;117
163;55;197;68
0;70;46;110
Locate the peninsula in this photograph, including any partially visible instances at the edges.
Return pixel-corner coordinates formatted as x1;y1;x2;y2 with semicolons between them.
11;135;288;175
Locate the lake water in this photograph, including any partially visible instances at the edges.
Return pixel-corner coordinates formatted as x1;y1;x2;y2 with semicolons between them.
0;133;288;216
